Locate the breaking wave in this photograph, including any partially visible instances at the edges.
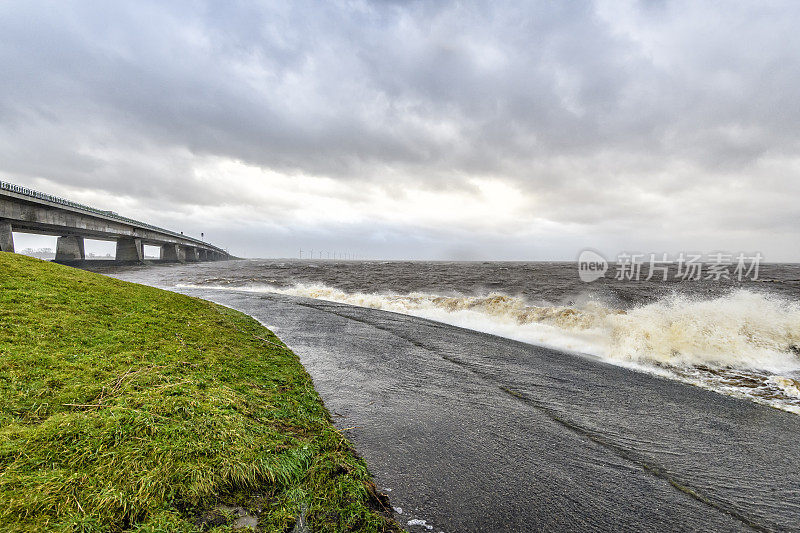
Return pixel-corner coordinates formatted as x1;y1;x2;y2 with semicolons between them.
183;282;800;413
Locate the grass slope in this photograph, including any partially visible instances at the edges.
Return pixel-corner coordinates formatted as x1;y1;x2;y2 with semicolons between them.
0;253;400;532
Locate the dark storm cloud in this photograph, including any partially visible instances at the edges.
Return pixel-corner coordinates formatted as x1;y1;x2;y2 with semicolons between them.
1;0;799;259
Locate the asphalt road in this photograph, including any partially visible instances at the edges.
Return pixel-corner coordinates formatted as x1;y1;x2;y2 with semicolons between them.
173;288;799;532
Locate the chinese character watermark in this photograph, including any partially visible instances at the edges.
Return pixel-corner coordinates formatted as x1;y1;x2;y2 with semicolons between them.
577;250;762;283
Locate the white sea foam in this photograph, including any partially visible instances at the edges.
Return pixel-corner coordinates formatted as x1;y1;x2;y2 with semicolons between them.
406;518;434;530
180;282;800;412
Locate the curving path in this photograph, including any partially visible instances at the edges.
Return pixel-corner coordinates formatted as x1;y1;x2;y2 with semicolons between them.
166;287;800;532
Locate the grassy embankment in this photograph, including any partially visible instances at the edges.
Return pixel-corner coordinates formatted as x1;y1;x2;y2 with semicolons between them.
0;253;400;532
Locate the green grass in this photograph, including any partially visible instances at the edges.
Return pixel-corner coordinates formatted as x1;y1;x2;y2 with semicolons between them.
0;252;401;532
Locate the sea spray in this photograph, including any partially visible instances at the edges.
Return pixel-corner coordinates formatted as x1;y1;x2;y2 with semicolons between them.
604;291;800;371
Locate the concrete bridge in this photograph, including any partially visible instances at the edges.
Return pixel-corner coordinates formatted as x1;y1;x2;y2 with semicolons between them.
0;181;231;263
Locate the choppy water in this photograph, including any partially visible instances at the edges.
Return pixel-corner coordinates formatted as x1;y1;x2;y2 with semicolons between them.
104;259;800;414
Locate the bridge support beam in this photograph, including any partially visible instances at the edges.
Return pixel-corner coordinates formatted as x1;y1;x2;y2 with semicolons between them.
160;243;180;262
55;235;85;262
181;245;198;262
198;249;208;261
0;220;13;253
116;237;143;262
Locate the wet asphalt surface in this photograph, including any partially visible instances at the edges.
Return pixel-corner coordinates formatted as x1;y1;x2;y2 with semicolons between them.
157;287;800;533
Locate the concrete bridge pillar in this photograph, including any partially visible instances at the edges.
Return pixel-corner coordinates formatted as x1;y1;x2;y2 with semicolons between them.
181;245;198;262
160;243;180;262
55;235;85;262
198;249;208;261
0;220;13;253
116;237;143;262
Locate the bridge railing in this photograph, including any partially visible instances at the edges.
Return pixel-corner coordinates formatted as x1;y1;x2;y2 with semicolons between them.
0;180;217;250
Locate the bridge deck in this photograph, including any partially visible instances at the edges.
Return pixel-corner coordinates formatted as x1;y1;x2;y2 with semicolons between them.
0;180;229;262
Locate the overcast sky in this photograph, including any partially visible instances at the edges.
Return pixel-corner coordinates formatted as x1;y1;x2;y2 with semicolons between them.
2;0;799;260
